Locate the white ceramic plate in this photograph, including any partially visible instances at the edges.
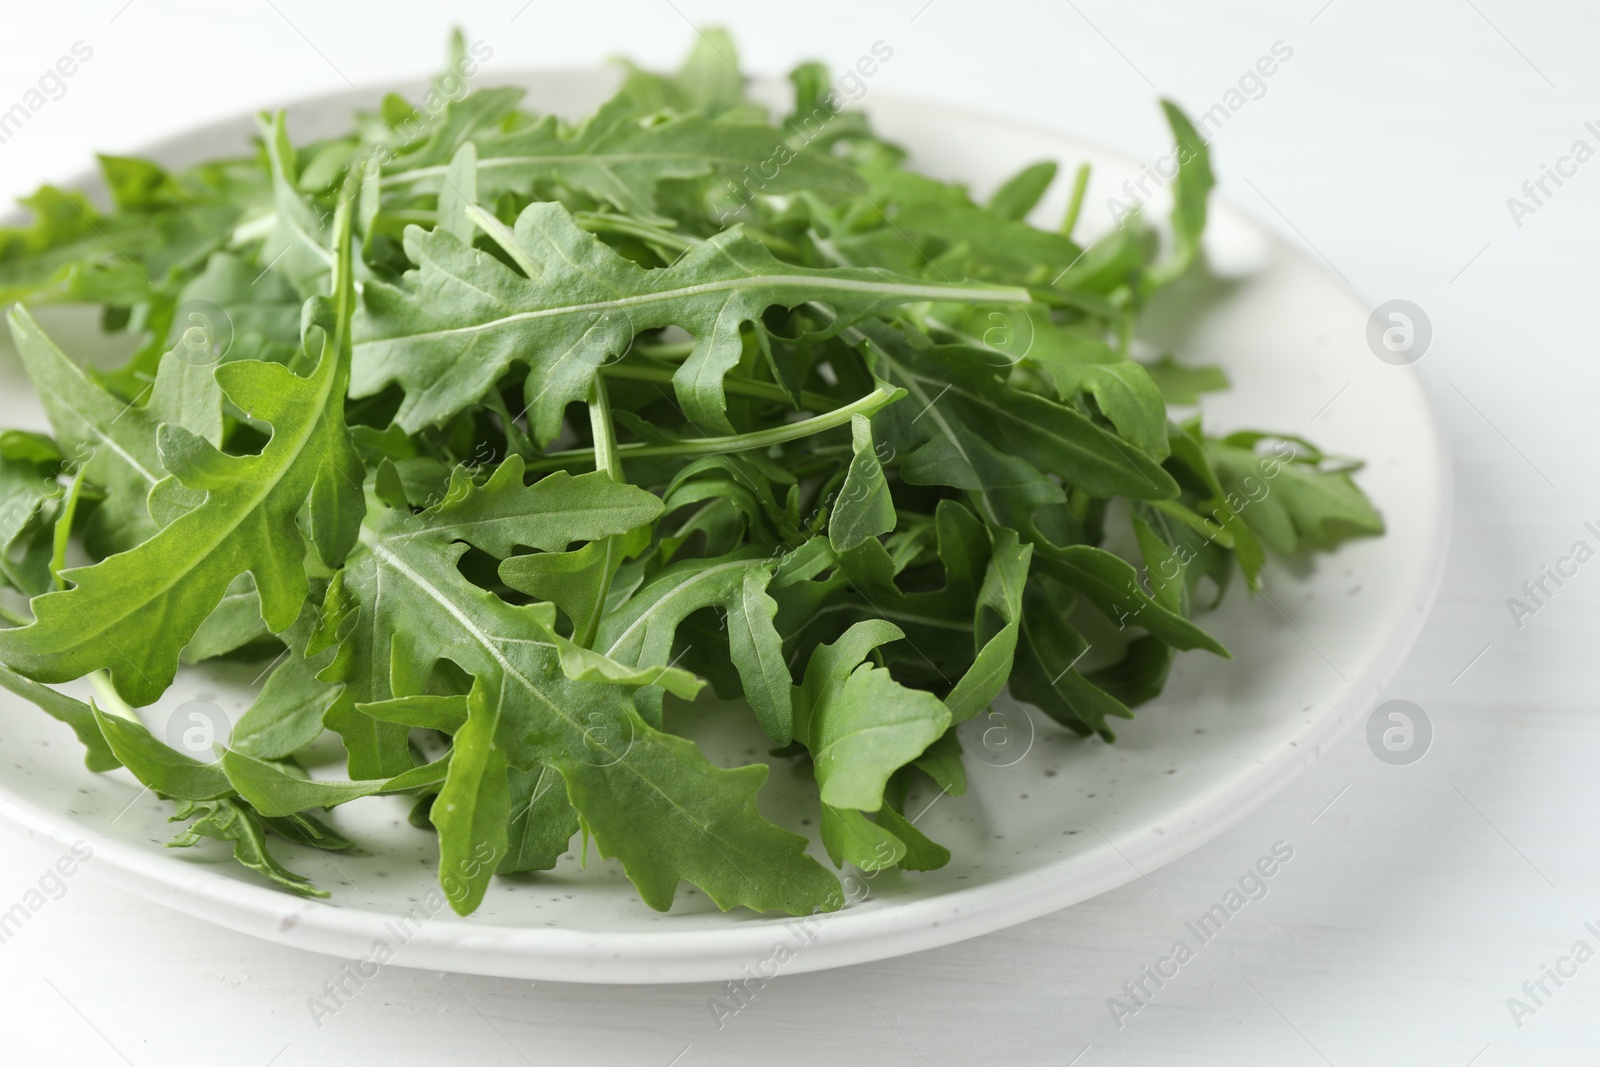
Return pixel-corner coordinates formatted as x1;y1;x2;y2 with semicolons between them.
0;68;1449;983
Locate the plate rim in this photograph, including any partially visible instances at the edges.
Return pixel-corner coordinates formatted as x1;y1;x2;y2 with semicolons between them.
0;66;1453;983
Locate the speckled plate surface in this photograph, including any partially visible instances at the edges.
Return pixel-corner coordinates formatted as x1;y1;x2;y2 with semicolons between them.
0;68;1449;983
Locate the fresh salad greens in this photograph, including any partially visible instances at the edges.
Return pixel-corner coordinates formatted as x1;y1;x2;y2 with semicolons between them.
0;32;1382;916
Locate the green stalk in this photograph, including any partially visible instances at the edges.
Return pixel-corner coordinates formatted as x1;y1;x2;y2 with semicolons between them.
530;386;901;471
632;341;697;361
88;670;138;721
49;465;88;590
575;376;623;649
587;376;623;481
600;362;841;413
1059;162;1092;239
574;211;699;254
0;597;28;627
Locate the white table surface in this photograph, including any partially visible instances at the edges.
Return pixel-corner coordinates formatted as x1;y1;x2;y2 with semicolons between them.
2;1;1596;1063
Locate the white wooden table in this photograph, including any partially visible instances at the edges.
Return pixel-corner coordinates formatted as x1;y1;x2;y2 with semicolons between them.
2;1;1596;1062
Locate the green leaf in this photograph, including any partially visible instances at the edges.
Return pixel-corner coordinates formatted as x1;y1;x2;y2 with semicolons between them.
499;764;579;874
386;94;844;222
92;706;231;800
327;492;841;915
1208;435;1384;555
168;797;326;898
0;662;119;771
499;538;627;647
1146;101;1213;290
6;309;221;554
829;414;896;552
943;528;1031;722
436;142;478;243
389;87;526;172
355;693;468;734
594;551;795;743
1036;543;1228;656
922;305;1170;460
228;614;338;760
820;803;905;870
879;772;951;870
181;574;268;664
1143;355;1228;405
0;203;365;707
419;454;665;556
796;619;951;812
862;162;1082;271
222;748;448;817
1010;576;1132;740
256;112;335;296
873;341;1177;504
618;28;751;119
986;160;1057;221
352;200;1027;439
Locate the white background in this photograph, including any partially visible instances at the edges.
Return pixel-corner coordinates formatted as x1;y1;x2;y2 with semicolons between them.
0;0;1596;1063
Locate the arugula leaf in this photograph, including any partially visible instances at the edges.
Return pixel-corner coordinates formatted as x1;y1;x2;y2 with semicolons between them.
327;491;840;915
7;308;220;554
591;551;795;743
829;414;896;553
1143;355;1229;405
0;662;118;770
500;764;579;874
1208;434;1384;554
352;200;1028;438
987;161;1058;222
0;200;364;706
616;28;753;119
227;612;338;760
796;619;950;812
168;796;327;898
1146;100;1213;290
92;706;231;799
222;748;448;816
387;94;847;223
255;112;335;297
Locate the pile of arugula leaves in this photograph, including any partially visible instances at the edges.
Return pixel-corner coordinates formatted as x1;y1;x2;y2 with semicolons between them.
0;32;1382;916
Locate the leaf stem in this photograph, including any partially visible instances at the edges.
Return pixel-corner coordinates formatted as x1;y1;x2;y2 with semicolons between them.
465;204;542;279
50;465;87;590
0;597;29;627
632;340;696;360
577;376;624;649
1059;162;1091;239
530;386;902;471
88;670;138;721
587;376;623;481
601;363;841;412
574;211;699;254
